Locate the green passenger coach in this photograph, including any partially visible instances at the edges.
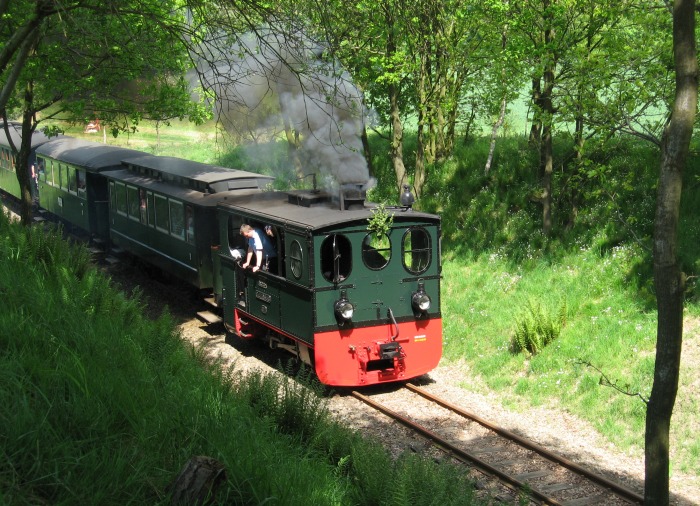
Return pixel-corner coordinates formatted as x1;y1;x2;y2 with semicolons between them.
104;156;273;289
35;138;147;239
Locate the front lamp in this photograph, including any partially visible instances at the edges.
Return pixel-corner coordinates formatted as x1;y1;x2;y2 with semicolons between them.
334;298;355;322
411;283;431;314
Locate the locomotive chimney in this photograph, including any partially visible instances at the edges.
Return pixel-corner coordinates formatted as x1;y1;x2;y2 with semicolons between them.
339;183;366;211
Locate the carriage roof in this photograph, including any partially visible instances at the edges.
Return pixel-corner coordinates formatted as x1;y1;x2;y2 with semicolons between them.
0;122;60;151
104;168;266;206
35;137;148;171
122;155;273;185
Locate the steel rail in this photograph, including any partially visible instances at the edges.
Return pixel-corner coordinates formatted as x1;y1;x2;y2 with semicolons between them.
405;383;644;504
351;390;566;505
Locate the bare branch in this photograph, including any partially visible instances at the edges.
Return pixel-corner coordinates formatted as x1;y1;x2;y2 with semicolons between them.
577;359;649;404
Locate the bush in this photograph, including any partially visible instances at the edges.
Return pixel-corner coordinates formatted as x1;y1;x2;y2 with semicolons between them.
511;299;567;355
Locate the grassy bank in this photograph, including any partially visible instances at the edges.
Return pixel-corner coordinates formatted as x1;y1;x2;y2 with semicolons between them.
0;211;480;504
409;134;700;477
57;121;700;477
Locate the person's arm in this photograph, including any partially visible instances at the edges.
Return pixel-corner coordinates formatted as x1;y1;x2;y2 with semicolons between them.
252;250;263;272
242;247;253;268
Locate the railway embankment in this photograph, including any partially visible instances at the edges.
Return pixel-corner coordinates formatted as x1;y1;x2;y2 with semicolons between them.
0;208;483;505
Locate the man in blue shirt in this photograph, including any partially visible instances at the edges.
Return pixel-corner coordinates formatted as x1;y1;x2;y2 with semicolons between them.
240;224;277;273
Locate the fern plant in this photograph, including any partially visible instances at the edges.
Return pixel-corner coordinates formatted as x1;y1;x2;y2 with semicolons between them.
511;299;567;355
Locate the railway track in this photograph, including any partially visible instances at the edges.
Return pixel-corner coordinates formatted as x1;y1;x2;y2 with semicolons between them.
351;383;644;505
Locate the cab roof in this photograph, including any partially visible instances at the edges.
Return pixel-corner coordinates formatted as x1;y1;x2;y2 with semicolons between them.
218;190;440;232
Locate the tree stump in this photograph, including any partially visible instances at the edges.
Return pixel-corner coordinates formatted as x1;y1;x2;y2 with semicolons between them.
167;455;226;506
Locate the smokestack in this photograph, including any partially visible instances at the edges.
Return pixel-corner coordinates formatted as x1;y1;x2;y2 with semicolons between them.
339;183;366;211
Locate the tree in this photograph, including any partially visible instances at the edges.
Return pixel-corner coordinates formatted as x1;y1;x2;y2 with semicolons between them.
1;0;208;225
645;0;696;503
297;0;493;200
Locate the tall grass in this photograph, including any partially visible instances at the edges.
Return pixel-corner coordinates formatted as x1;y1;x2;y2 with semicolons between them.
0;210;482;505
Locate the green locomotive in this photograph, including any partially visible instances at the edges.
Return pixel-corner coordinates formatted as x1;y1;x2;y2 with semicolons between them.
2;129;442;387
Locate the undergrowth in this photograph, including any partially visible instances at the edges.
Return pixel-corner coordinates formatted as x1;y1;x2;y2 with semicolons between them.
0;209;482;505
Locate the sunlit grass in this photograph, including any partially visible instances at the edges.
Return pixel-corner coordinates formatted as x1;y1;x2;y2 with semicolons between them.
439;243;696;467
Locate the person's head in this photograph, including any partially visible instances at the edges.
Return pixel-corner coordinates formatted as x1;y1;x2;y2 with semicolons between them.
264;225;274;237
240;224;253;238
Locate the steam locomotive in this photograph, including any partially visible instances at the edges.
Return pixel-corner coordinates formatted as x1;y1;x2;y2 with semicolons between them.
0;124;442;387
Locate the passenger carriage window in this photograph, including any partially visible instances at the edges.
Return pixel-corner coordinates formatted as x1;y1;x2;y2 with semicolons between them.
402;227;431;275
320;234;351;283
68;166;77;193
64;165;71;190
139;189;147;224
154;194;169;232
109;181;115;209
169;200;185;239
147;192;155;226
115;183;127;216
185;205;194;244
362;233;391;270
76;169;86;195
45;160;54;185
289;240;303;279
127;186;140;221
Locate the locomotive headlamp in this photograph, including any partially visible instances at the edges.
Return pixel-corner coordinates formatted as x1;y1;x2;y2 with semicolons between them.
335;298;355;321
411;282;431;314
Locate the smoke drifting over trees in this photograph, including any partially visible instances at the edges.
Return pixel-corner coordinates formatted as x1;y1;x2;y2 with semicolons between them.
192;28;371;187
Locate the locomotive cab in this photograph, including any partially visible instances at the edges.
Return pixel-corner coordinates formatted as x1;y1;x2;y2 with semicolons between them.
217;188;442;387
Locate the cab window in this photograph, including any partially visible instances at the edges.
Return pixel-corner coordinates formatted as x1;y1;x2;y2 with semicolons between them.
289;240;303;279
320;234;351;283
402;227;431;274
362;233;391;270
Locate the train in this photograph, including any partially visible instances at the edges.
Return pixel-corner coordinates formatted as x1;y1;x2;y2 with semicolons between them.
0;122;442;387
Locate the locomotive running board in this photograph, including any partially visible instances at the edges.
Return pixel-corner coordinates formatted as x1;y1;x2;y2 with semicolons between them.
196;310;222;325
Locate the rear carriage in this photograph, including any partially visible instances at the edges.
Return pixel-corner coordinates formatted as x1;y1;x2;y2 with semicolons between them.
35;138;147;239
0;122;56;200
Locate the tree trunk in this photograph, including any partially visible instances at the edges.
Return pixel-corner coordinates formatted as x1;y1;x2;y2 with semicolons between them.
388;81;407;194
167;455;226;506
540;122;553;235
415;114;426;198
414;53;428;199
17;102;36;227
360;124;374;179
529;77;542;144
485;26;509;176
384;6;407;195
645;1;696;504
539;8;555;236
485;95;507;176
